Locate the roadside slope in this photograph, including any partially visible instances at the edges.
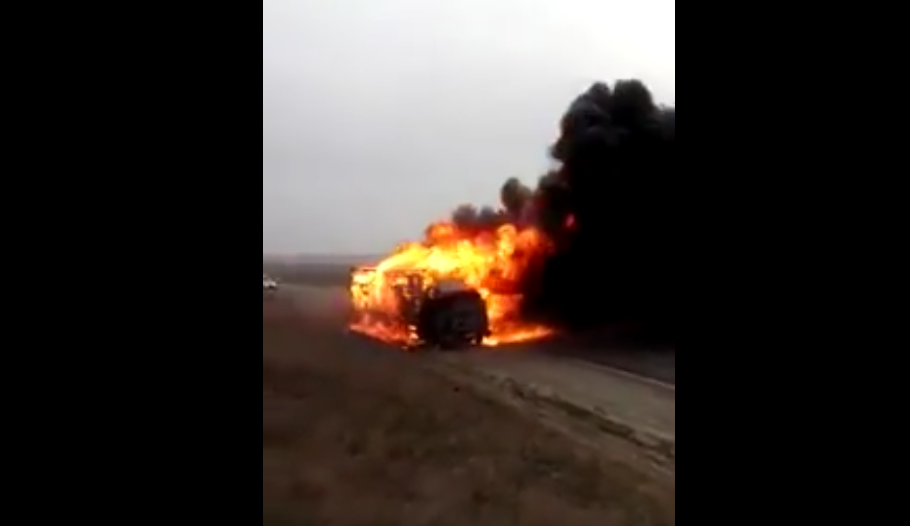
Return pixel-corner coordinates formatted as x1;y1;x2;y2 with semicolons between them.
263;297;675;526
435;352;676;472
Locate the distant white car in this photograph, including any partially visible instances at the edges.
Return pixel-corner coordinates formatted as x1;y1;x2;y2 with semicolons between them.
263;274;278;291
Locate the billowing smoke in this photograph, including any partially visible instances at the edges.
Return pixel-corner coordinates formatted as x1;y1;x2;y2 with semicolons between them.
453;79;674;339
448;178;535;231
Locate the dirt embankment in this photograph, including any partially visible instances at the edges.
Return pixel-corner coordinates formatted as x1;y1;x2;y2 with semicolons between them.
263;298;675;526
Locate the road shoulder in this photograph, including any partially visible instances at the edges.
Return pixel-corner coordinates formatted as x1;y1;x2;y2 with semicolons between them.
431;352;676;475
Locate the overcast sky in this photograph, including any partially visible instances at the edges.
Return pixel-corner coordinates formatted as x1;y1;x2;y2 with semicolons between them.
263;0;675;255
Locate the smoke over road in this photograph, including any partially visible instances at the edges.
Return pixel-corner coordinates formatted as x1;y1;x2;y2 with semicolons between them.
451;79;674;340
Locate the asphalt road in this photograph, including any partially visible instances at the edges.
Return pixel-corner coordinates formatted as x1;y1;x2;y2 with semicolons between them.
270;282;676;387
541;341;676;387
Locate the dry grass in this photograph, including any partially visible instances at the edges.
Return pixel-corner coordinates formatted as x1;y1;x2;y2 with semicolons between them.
263;298;675;526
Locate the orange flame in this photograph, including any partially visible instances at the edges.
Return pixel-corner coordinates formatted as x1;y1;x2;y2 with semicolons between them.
349;221;554;348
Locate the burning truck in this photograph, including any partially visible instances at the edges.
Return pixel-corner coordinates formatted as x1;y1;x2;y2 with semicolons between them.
349;265;491;350
346;223;554;349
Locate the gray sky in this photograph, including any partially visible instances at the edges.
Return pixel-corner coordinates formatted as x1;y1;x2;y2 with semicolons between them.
263;0;675;255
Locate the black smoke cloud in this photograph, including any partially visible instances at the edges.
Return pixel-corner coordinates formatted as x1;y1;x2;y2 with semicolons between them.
449;177;535;230
451;79;674;339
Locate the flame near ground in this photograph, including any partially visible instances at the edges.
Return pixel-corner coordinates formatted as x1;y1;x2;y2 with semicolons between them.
348;222;555;348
